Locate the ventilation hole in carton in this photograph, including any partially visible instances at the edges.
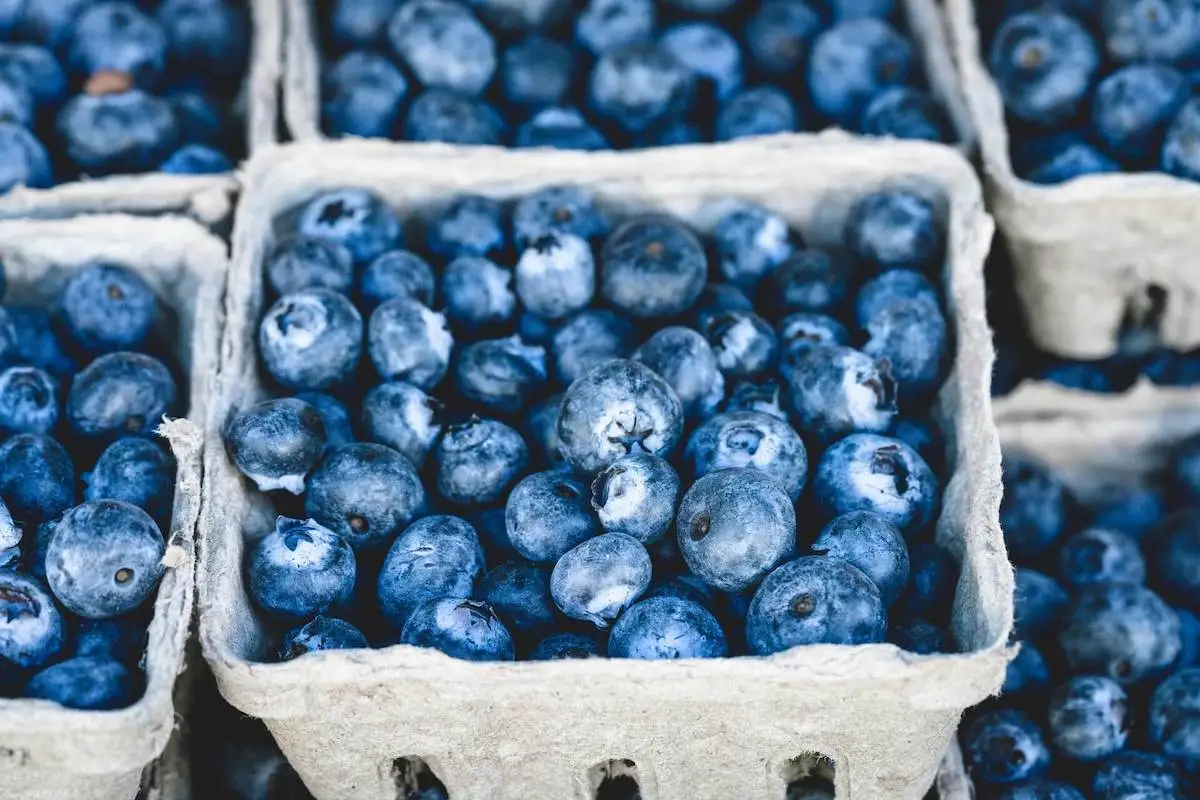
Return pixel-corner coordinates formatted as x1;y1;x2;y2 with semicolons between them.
783;753;836;799
1118;283;1168;354
391;756;448;800
589;759;642;800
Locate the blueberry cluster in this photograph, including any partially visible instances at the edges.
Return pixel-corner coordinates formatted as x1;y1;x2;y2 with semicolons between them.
984;3;1200;185
0;262;181;709
225;183;961;663
319;0;954;149
960;445;1200;798
0;0;250;194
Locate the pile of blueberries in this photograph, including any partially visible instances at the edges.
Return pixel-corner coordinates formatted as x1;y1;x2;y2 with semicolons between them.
984;2;1200;185
223;181;964;664
0;0;250;194
319;0;955;149
0;262;182;709
960;445;1200;799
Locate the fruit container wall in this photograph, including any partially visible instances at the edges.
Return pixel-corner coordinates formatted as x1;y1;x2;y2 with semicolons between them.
945;0;1200;361
198;136;1012;800
992;377;1200;426
934;400;1200;799
281;0;976;155
0;0;284;228
0;215;226;800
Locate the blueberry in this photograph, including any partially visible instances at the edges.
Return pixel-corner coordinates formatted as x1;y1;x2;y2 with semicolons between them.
576;0;654;55
861;297;950;401
591;452;680;544
860;87;950;143
279;616;368;661
1092;64;1189;168
403;89;506;145
813;433;938;536
512;186;609;250
401;597;515;661
759;248;854;319
1149;667;1200;759
505;471;598;562
854;269;940;326
426;195;506;260
454;336;547;414
635;120;702;147
1093;750;1181;800
899;541;957;623
808;18;913;126
46;500;165;619
514;107;610;150
56;91;179;176
224;398;326;494
746;556;885;653
988;11;1100;126
8;307;72;380
73;616;146;663
588;43;692;135
1175;608;1200;672
57;263;157;355
0;571;64;671
530;630;605;659
1020;133;1121;185
1152;509;1200;610
1002;453;1073;563
25;656;135;710
1047;676;1129;762
701;309;778;379
501;37;573;109
777;312;851;353
0;80;34;130
296;188;401;266
1175;432;1200;500
0;44;65;106
68;2;166;86
84;437;174;524
677;468;796;593
845;189;944;275
434;416;528;507
0;434;74;524
557;359;684;474
0;366;57;436
722;378;786;421
247;517;355;621
1059;527;1146;588
715;86;800;141
1003;641;1051;696
1100;0;1200;64
826;0;897;18
552;309;636;387
159;144;233;175
305;443;427;551
660;22;743;101
1014;567;1070;642
609;595;727;659
744;0;821;77
528;393;564;467
388;0;495;96
0;123;50;193
322;50;409;139
265;235;354;298
993;781;1084;800
888;617;948;653
887;417;942;468
783;345;897;443
1059;584;1182;683
361;381;442;467
368;298;453;390
377;515;486;629
695;281;754;322
712;202;795;291
0;499;17;552
1163;97;1200;180
258;289;362;392
361;250;435;309
479;561;555;641
329;0;402;49
515;233;595;320
294;392;354;450
962;709;1050;785
812;511;909;608
551;532;651;628
66;352;177;441
167;89;225;146
467;0;573;32
686;411;807;501
632;326;723;419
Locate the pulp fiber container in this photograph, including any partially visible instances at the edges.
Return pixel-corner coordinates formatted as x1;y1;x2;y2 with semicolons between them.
0;0;284;227
945;0;1200;361
281;0;975;154
0;215;227;800
937;401;1200;799
198;136;1013;800
992;377;1200;425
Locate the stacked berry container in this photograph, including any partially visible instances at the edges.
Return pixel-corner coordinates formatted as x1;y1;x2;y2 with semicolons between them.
0;214;225;800
946;0;1200;362
197;136;1010;800
282;0;974;153
0;0;282;226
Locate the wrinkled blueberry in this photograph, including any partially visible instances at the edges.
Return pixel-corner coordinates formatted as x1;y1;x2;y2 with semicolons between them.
378;515;485;628
812;433;938;537
434;416;528;507
551;532;651;628
784;345;897;443
609;595;727;659
591;452;679;544
279;616;368;661
480;561;555;641
400;597;515;661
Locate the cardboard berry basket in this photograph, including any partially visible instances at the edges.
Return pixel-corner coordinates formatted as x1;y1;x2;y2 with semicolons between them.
281;0;976;155
992;377;1200;426
198;136;1012;800
0;215;226;800
0;0;284;229
945;0;1200;361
